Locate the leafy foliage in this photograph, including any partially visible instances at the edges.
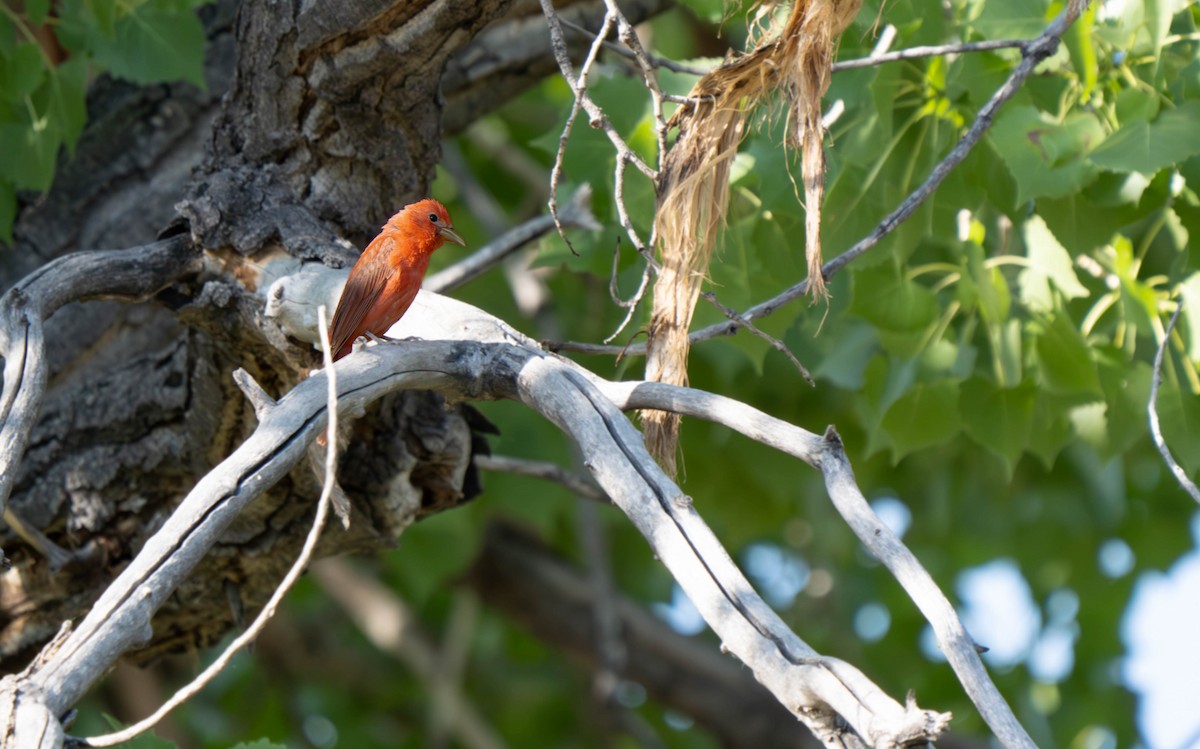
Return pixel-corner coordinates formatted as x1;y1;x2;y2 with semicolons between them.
60;0;1200;747
411;1;1200;746
0;0;209;242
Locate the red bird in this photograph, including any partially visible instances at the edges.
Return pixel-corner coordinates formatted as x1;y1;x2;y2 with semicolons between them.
328;198;466;360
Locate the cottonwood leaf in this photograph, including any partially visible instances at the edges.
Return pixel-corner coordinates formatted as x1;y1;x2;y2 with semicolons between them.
1019;215;1089;312
961;377;1035;476
89;4;207;88
881;380;961;462
1089;101;1200;175
1033;310;1101;396
991;106;1103;202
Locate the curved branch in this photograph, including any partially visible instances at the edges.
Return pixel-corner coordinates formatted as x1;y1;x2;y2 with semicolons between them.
1149;302;1200;503
0;236;200;539
5;287;948;748
595;380;1034;749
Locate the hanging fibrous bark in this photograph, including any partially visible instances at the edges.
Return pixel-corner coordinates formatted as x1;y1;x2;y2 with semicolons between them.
643;0;863;475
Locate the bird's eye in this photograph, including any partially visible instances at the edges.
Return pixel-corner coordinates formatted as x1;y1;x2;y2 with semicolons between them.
428;213;440;223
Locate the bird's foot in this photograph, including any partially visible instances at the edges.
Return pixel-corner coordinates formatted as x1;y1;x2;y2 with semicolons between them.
366;331;424;345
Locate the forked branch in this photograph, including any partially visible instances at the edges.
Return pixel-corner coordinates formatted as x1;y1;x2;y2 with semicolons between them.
5;286;949;748
0;236;199;551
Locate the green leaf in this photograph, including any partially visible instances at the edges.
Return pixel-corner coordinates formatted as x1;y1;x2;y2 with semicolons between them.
231;741;288;749
972;0;1048;39
881;379;962;461
1019;215;1089;312
1179;273;1200;359
1033;310;1101;396
0;43;46;102
0;117;61;191
856;354;922;457
849;264;938;357
674;0;725;24
811;321;877;389
42;56;87;150
1143;0;1176;61
992;317;1024;388
0;12;14;57
1037;192;1140;254
1083;170;1150;207
90;4;208;87
960;377;1035;475
1110;234;1159;337
1096;356;1152;457
964;242;1010;325
990;106;1103;202
1115;87;1159;125
1028;391;1073;468
1089;101;1200;175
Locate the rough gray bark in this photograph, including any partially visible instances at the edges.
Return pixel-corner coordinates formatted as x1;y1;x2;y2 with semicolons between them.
0;0;666;672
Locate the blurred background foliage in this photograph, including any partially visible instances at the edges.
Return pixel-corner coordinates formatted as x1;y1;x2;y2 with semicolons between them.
9;0;1200;746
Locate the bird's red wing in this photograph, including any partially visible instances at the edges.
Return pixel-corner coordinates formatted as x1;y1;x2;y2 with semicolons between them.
328;238;394;360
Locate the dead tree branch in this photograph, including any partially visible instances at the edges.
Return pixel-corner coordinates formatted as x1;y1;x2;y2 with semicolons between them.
594;379;1036;749
5;286;948;748
1149;302;1200;504
0;236;200;547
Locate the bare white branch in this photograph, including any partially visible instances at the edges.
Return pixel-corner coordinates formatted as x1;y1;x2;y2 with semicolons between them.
1149;302;1200;504
232;367;277;419
595;379;1031;749
81;306;342;748
6;282;950;748
475;454;608;502
0;237;198;550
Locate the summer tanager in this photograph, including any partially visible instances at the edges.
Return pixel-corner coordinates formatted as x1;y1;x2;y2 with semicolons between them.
318;199;464;448
328;198;466;360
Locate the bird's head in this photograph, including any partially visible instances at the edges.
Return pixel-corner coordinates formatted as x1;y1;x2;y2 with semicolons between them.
390;198;466;253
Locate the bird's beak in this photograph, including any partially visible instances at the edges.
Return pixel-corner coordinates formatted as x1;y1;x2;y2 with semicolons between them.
438;225;466;247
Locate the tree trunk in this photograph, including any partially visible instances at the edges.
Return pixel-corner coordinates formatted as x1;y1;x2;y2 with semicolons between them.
0;0;667;671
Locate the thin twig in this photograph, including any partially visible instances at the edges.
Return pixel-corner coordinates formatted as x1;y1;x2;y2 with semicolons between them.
562;18;1028;77
475;454;608;502
544;1;1086;358
699;291;813;385
602;0;668;162
547;10;616;256
560;17;710;76
831;38;1030;71
1149;302;1200;504
612;152;656;259
541;0;656;260
425;186;600;293
605;262;654;344
82;306;341;748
